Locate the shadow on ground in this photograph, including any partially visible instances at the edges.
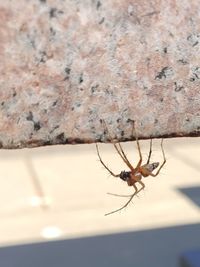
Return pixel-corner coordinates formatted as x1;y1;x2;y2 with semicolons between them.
0;223;200;267
178;186;200;207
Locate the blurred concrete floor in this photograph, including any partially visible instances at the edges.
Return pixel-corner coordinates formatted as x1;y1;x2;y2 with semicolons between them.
0;137;200;247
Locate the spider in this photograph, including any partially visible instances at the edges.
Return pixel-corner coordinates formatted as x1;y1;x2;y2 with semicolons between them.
96;119;166;216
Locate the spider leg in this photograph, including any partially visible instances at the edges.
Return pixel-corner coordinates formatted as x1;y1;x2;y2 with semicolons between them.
115;141;146;191
149;139;166;177
101;120;134;171
107;193;134;198
25;156;48;210
118;142;134;170
105;184;144;216
121;120;145;191
113;142;134;171
129;121;142;170
135;179;145;191
146;139;153;164
107;184;138;198
96;143;119;177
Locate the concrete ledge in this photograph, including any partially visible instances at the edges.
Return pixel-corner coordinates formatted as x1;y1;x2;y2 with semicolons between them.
0;0;200;148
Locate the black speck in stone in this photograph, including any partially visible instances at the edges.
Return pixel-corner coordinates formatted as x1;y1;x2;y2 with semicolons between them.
27;111;33;121
99;17;105;24
64;67;71;80
174;82;184;92
43;140;51;145
50;27;56;36
39;51;47;63
34;122;41;131
26;111;41;131
56;133;65;142
155;66;172;80
91;84;99;93
74;138;83;144
178;59;188;65
192;41;198;47
49;8;63;18
50;125;59;133
65;67;71;75
97;1;101;9
79;73;83;83
52;100;58;106
49;8;57;18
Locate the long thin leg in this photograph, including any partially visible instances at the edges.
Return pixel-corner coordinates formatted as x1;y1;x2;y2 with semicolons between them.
118;142;134;170
105;183;145;216
128;120;146;190
24;156;48;210
113;142;134;170
117;139;144;190
149;139;166;177
101;120;134;171
146;139;153;164
107;184;138;198
120;120;144;190
133;175;145;194
127;119;143;171
96;144;119;177
107;193;134;198
117;121;147;172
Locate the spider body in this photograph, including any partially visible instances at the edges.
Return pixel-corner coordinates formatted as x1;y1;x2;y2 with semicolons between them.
127;172;142;186
120;162;159;186
96;120;166;216
138;162;159;177
119;171;140;186
119;170;131;181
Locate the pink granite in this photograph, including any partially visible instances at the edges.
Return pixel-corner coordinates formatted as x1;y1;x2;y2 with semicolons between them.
0;0;200;148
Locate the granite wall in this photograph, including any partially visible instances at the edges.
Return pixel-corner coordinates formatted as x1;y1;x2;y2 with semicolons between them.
0;0;200;148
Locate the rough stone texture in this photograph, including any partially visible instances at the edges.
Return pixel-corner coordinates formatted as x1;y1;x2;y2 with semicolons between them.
0;0;200;148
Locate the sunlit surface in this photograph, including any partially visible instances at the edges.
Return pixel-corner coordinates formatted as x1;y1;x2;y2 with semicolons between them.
0;138;199;266
29;196;52;208
41;226;62;239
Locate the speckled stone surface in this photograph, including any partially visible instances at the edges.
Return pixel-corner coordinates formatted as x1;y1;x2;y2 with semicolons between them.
0;0;200;148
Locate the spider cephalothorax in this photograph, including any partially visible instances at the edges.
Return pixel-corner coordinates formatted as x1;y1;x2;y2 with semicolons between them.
96;119;166;216
119;171;131;181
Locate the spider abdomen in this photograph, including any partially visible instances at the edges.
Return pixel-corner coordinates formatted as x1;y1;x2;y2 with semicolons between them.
140;162;159;177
